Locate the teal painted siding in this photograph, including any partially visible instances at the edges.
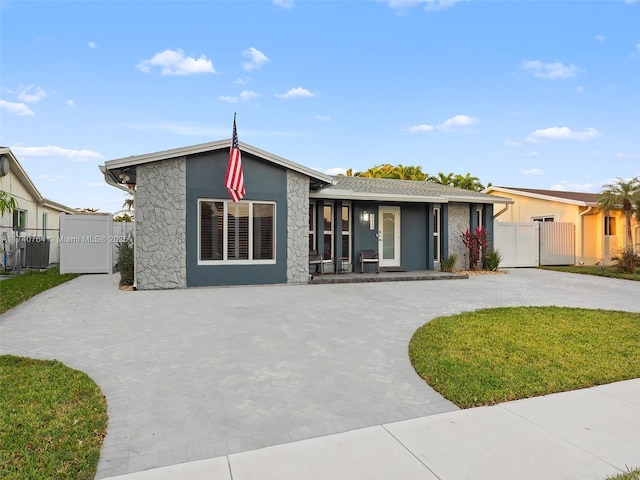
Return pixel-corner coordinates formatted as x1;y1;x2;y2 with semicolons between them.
185;150;288;286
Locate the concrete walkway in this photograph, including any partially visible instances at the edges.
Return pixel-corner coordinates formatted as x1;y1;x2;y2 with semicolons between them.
104;378;640;480
1;269;639;478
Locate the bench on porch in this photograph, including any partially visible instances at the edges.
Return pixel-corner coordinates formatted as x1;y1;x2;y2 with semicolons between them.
359;249;380;274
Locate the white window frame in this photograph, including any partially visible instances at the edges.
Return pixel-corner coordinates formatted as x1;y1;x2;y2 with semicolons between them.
604;216;616;236
13;209;27;231
309;201;316;251
433;206;441;262
476;206;483;228
42;212;48;237
532;215;555;222
340;203;351;262
197;199;276;265
323;203;334;259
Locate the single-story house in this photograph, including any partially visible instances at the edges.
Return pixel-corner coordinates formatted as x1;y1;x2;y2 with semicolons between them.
0;147;76;268
484;186;637;265
100;140;512;289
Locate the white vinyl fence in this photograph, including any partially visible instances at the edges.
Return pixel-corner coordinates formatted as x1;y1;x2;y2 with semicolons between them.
494;222;575;268
59;215;112;274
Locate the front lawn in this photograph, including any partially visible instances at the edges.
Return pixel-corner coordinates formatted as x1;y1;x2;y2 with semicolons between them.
409;306;640;408
0;355;108;480
538;265;640;281
0;267;79;314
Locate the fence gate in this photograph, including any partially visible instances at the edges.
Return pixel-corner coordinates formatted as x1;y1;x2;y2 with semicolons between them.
59;214;112;274
539;222;575;265
494;222;540;268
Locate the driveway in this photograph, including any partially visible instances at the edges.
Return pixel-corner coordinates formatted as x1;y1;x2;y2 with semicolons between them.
1;269;638;478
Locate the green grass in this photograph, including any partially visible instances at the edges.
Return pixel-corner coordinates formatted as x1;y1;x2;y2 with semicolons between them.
0;355;108;480
538;265;640;281
0;267;79;314
608;467;640;480
409;306;640;408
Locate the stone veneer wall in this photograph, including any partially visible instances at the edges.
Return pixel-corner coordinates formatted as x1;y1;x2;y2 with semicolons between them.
447;203;469;270
286;171;310;284
135;158;187;289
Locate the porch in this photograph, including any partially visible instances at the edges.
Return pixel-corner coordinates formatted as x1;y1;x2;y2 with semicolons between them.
308;270;468;284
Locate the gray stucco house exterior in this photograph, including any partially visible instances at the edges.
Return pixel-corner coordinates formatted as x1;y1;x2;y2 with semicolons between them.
101;139;510;289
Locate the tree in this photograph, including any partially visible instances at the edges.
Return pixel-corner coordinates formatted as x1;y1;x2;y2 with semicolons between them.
598;176;640;249
0;190;18;216
428;172;455;186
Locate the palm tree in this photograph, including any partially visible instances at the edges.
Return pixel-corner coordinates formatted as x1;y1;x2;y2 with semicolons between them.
598;176;640;249
428;172;455;186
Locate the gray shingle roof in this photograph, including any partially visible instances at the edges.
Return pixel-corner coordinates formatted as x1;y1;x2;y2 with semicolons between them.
315;176;509;204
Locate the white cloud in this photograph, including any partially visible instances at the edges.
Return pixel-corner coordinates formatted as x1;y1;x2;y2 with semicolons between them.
136;49;215;76
521;168;544;176
550;180;597;192
0;100;34;116
505;140;524;147
66;99;74;107
234;77;248;85
575;86;585;93
276;87;316;99
407;123;435;133
239;90;261;102
88;41;98;48
17;86;47;103
218;96;238;104
315;115;331;122
218;90;260;103
273;0;295;8
594;34;606;43
242;47;269;71
527;126;600;143
11;145;104;162
525;151;540;157
521;60;581;79
387;0;461;12
324;167;347;176
437;114;479;131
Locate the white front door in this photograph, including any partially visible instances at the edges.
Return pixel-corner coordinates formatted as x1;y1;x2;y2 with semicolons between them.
378;206;401;268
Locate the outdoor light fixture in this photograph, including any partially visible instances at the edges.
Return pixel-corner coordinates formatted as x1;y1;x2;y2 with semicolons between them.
362;211;369;222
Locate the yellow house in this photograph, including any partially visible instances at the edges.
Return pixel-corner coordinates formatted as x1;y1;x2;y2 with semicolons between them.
0;147;76;268
484;186;637;266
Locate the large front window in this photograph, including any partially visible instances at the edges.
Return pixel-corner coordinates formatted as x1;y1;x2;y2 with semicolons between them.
199;200;275;264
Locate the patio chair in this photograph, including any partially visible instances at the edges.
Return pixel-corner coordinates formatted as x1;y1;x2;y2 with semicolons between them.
359;249;379;273
309;249;332;274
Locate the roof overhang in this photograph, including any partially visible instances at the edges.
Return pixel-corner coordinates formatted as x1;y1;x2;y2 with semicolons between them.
102;139;333;188
312;189;514;204
484;186;598;207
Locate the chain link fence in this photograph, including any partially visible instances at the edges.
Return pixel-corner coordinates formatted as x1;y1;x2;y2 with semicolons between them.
0;227;61;274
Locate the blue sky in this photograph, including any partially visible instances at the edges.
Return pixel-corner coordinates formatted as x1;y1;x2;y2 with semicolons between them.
1;0;639;213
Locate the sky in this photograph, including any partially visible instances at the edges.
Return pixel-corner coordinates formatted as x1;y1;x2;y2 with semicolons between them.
1;0;639;214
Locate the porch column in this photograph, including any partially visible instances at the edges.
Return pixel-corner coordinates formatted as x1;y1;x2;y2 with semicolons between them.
333;201;343;259
315;201;324;255
483;204;494;251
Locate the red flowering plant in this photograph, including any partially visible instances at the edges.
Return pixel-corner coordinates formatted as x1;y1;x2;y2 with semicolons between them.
461;226;488;270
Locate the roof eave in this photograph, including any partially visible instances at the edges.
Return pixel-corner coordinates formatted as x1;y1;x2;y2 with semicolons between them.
484;186;596;207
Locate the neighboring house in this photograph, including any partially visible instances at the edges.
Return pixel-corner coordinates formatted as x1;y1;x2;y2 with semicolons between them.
100;139;511;289
0;147;76;268
484;186;635;266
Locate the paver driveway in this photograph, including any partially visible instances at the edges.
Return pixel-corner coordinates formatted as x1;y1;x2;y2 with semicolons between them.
1;269;638;478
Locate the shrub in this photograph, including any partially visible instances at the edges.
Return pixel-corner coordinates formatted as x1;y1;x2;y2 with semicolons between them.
484;249;502;271
461;226;488;270
440;253;458;273
612;247;640;274
116;235;134;286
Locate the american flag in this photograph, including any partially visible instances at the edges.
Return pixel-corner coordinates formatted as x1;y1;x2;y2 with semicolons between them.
224;114;245;202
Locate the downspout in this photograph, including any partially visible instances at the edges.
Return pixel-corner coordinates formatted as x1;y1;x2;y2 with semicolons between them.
579;206;594;265
493;203;510;219
99;166;137;288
